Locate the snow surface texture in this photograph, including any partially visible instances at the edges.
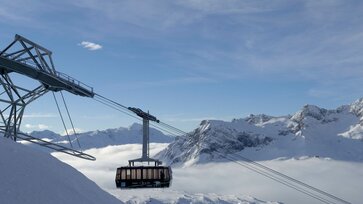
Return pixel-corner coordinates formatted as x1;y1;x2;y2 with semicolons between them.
53;143;363;204
28;123;173;150
157;98;363;166
0;137;122;204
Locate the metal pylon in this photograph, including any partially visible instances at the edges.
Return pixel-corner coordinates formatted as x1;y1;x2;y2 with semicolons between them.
127;107;162;166
0;34;96;161
0;72;48;141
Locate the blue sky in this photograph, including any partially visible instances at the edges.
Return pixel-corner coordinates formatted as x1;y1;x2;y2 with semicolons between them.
1;0;363;134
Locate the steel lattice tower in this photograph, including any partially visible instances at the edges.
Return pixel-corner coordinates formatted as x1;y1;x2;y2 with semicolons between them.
0;34;95;160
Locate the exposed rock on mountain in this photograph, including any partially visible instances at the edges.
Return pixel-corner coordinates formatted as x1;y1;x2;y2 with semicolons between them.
157;99;363;166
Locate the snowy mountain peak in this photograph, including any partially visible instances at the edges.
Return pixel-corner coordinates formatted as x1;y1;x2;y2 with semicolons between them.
198;119;227;131
157;99;363;166
128;123;143;131
350;98;363;117
245;114;273;124
157;118;275;166
291;104;328;122
29;129;60;140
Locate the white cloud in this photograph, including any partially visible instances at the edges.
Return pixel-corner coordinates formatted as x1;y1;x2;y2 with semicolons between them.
166;117;218;122
79;41;102;51
81;115;115;120
24;124;49;130
23;113;57;118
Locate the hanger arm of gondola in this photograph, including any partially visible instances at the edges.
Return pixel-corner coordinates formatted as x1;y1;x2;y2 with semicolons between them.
127;107;160;123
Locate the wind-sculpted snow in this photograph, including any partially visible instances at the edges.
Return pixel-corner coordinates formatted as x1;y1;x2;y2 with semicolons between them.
157;98;363;166
0;137;122;204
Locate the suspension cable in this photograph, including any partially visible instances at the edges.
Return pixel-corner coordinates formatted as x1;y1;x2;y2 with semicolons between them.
94;98;181;136
91;93;351;204
93;95;182;136
158;121;186;135
93;97;140;121
60;91;82;150
232;153;349;204
222;154;337;204
52;92;73;149
95;93;129;109
161;124;350;204
200;135;342;204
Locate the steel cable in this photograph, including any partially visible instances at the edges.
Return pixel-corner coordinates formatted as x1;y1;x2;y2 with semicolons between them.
52;92;73;149
60;91;82;150
91;93;351;204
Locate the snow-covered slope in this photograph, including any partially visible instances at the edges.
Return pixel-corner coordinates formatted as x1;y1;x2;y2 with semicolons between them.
0;137;122;204
157;99;363;166
29;123;173;150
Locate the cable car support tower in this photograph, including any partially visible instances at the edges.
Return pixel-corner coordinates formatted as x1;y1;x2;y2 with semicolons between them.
127;107;162;166
0;34;95;160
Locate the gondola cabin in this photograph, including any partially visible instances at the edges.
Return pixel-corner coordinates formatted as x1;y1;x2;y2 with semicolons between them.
115;166;172;188
115;108;173;189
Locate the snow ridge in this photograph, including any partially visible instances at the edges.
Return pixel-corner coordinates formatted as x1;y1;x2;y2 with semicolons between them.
0;137;122;204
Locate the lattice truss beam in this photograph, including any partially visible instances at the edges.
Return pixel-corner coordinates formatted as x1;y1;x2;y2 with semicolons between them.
0;74;48;140
0;34;94;97
0;35;53;140
0;34;56;75
0;34;95;160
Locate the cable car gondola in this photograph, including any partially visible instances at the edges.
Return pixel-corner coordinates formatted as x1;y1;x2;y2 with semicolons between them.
115;108;172;189
115;163;172;188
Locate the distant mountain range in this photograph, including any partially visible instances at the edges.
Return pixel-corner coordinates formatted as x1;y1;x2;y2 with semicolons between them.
25;99;363;166
28;123;173;150
156;98;363;166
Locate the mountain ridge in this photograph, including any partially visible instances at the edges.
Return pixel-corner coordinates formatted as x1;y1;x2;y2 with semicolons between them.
156;98;363;166
28;123;173;150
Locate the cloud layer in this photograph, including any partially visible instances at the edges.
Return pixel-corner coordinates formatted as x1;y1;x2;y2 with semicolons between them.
53;143;363;204
24;124;49;130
